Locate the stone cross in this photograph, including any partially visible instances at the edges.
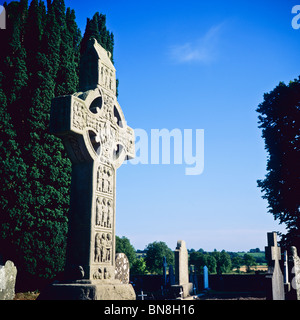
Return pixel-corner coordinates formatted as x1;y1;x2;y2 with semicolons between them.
265;232;285;300
50;39;135;282
138;291;147;300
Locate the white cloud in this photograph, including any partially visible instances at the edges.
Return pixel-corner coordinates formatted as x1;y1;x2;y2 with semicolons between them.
169;23;224;64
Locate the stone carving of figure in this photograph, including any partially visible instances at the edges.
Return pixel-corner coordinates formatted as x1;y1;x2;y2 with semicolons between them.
107;169;112;194
96;197;102;226
104;268;111;280
101;198;108;227
95;233;101;262
106;233;112;262
107;200;113;228
97;165;103;192
101;233;107;262
103;167;108;193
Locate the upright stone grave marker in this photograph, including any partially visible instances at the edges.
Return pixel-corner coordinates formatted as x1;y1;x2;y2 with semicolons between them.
0;261;17;300
163;256;168;287
115;253;130;285
291;246;300;300
171;240;193;298
283;250;291;294
203;265;209;290
169;265;175;286
39;39;135;300
265;232;285;300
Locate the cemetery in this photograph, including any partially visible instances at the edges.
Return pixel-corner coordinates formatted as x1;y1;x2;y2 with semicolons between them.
0;1;299;303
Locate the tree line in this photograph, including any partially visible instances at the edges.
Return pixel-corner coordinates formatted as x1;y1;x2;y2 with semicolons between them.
116;237;266;275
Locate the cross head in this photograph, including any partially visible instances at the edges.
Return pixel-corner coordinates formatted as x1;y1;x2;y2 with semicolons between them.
265;232;281;268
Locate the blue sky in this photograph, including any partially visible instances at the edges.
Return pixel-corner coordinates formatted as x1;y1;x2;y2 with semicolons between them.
64;0;299;252
10;0;298;251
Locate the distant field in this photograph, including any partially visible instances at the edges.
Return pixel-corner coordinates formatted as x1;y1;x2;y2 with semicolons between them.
236;252;266;261
233;265;268;272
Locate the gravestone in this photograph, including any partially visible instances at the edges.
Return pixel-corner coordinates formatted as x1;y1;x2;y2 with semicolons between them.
265;232;285;300
38;39;135;300
171;240;193;298
283;250;291;294
203;265;209;290
189;265;198;293
162;256;168;287
115;253;130;284
169;265;175;286
0;261;17;300
291;246;300;300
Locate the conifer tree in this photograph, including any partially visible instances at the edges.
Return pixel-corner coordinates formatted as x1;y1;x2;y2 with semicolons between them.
0;0;116;285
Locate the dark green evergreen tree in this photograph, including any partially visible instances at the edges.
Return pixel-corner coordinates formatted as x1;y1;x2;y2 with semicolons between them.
0;0;116;286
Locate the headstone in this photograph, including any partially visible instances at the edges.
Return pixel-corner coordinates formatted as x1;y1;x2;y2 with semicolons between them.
189;265;198;293
265;232;285;300
38;39;135;300
162;256;168;287
171;240;193;298
291;246;300;300
0;261;17;300
203;265;209;290
115;253;130;284
169;265;175;286
283;250;290;294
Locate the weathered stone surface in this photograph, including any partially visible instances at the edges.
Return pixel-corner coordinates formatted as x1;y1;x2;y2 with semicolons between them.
265;232;285;300
39;39;135;300
175;240;189;285
0;261;17;300
171;240;193;298
38;281;136;300
115;253;130;284
291;246;300;300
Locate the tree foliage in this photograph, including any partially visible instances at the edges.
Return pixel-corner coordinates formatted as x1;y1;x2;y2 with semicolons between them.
116;236;137;267
243;254;257;273
0;0;115;284
257;79;300;249
189;251;217;274
144;241;174;275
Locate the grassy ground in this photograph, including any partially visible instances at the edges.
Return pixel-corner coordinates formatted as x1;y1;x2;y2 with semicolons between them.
200;290;266;300
14;291;40;300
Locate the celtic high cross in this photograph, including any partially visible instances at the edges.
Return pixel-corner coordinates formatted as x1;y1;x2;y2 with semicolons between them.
50;39;135;282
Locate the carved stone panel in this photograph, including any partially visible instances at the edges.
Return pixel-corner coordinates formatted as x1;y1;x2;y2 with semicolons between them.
94;232;113;264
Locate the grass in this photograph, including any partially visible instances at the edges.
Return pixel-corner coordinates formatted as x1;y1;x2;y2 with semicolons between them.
14;291;40;300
